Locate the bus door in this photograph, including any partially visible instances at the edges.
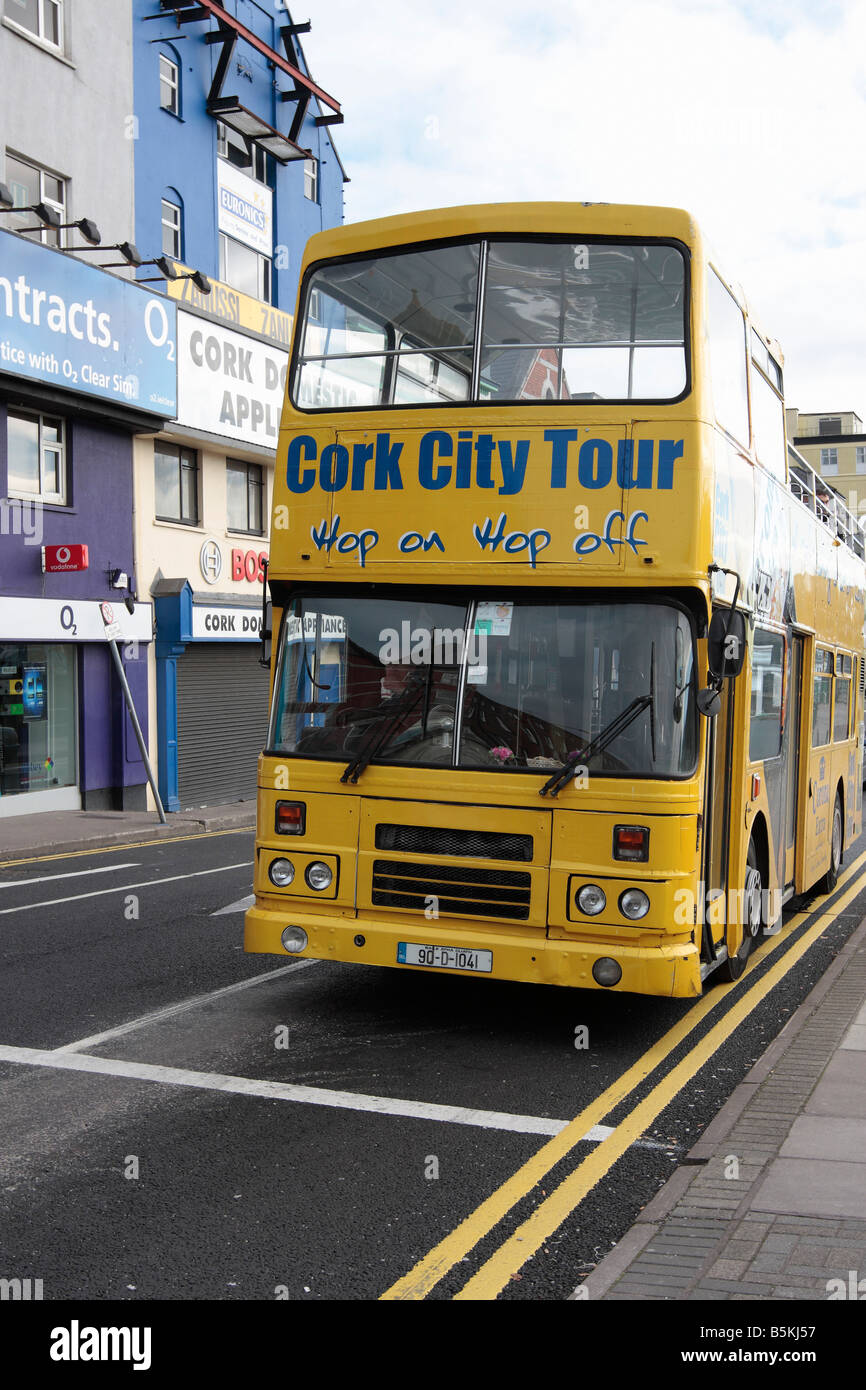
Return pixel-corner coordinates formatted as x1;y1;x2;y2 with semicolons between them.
783;635;804;890
702;671;735;954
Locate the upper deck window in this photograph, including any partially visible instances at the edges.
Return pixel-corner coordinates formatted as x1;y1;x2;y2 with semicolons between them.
707;270;749;447
292;237;688;411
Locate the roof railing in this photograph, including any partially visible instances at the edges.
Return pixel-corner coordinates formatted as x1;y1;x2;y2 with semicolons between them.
788;445;865;559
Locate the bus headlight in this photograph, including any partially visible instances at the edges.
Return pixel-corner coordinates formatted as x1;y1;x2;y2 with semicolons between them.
619;888;650;920
269;858;295;887
577;884;606;916
305;861;333;891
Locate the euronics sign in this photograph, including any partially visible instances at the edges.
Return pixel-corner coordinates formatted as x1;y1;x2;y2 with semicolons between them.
0;229;177;416
217;160;273;258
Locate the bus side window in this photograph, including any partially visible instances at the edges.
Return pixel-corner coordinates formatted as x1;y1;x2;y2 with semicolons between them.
834;653;852;742
750;629;784;761
812;648;833;747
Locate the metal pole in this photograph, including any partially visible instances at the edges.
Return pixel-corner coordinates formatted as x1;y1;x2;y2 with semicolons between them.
107;638;167;824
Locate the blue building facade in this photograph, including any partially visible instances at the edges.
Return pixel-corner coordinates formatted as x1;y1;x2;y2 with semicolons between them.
126;0;347;812
131;0;347;316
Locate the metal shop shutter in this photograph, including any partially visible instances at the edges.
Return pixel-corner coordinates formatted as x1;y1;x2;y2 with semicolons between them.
176;643;270;808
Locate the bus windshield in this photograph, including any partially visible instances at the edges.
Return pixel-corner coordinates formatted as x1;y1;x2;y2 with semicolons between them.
293;238;687;410
269;592;697;778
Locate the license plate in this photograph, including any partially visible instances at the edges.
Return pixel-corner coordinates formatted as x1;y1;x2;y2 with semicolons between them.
397;942;493;973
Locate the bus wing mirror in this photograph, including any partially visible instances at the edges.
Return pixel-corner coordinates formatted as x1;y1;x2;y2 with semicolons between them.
697;687;722;718
707;609;746;681
259;601;273;669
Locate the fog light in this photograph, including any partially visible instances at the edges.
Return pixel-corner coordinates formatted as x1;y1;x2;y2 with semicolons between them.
281;925;308;953
592;957;622;987
269;858;295;887
305;861;333;891
619;888;650;920
577;883;606;916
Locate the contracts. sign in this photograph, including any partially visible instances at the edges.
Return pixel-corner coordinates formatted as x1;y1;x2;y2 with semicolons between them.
177;312;288;446
0;229;177;416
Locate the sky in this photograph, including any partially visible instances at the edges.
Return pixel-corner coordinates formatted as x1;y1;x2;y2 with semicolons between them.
300;0;866;422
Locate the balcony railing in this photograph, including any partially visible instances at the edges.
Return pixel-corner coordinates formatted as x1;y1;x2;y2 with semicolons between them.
791;421;863;438
788;446;865;558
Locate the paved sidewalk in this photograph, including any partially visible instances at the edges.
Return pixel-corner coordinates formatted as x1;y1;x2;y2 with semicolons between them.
0;801;256;862
575;916;866;1301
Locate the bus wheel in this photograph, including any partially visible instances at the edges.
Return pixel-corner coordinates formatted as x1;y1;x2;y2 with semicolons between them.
819;792;843;893
719;837;762;983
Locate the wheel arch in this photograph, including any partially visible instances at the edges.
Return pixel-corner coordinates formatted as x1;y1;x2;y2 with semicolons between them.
749;811;770;884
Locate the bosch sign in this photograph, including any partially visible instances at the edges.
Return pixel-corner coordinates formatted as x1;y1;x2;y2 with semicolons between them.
232;548;268;583
42;544;89;573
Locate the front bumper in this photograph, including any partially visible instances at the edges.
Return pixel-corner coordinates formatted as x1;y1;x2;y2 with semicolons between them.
244;901;702;998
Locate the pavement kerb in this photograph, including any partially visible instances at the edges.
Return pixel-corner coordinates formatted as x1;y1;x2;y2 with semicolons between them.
0;810;256;863
570;911;866;1302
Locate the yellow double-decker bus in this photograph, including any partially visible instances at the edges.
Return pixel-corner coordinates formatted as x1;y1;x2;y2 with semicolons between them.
245;203;865;998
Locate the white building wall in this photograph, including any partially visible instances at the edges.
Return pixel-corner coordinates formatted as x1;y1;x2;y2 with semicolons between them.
0;0;135;251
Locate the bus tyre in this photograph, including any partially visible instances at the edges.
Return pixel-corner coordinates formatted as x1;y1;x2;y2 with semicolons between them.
819;792;843;893
719;837;762;984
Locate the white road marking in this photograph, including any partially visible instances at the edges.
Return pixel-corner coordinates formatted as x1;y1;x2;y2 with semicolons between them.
211;893;256;916
0;1044;568;1136
0;862;251;916
0;863;139;889
55;960;318;1053
0;1043;683;1148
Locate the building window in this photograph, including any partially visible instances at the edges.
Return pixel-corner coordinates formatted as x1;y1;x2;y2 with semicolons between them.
155;443;198;525
159;55;179;115
7;411;66;503
819;417;841;436
4;153;65;246
820;447;838;475
219;233;271;303
3;0;63;49
856;446;866;474
161;199;182;259
216;125;269;184
304;157;318;203
226;460;264;535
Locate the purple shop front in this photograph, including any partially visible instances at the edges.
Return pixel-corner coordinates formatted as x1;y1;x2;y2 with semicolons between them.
0;231;176;816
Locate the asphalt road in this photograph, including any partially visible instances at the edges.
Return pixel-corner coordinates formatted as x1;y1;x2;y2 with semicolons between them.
1;823;865;1304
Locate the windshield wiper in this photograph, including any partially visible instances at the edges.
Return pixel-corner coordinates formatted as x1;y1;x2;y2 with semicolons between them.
340;672;427;784
539;694;654;798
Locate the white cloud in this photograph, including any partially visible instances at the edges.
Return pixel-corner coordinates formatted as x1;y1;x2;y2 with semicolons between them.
302;0;866;417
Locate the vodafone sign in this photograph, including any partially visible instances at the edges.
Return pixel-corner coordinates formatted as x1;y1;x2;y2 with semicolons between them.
42;544;89;573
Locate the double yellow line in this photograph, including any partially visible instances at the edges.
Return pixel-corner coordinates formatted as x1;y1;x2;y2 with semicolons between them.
382;851;866;1301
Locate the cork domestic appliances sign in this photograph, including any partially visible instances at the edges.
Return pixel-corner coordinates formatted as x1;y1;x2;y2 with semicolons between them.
176;311;288;446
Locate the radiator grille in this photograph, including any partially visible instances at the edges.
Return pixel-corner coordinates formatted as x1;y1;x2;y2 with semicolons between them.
372;858;531;921
375;823;533;861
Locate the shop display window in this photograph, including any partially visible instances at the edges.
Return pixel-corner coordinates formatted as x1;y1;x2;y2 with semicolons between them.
0;644;76;798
